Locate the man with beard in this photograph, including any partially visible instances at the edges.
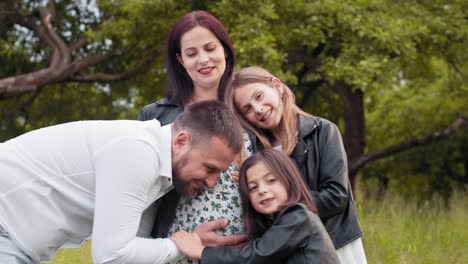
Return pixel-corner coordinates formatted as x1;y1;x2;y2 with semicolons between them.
0;100;246;264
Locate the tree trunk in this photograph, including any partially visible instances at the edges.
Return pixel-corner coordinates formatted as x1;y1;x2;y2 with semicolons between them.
333;81;366;190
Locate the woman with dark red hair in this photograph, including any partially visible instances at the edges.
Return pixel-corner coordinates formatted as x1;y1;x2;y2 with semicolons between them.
138;10;250;264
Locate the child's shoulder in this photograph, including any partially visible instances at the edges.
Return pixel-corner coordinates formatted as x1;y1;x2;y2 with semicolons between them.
276;203;315;221
276;203;322;227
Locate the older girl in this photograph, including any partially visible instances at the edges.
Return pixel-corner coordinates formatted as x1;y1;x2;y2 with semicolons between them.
172;149;339;263
224;66;367;264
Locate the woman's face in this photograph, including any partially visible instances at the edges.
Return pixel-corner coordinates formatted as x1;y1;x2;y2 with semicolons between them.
234;81;284;130
178;26;226;91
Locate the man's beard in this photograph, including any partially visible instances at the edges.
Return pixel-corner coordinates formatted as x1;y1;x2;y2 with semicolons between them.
172;152;200;197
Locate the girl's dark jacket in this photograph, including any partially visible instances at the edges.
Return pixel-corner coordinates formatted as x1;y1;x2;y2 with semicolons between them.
246;115;363;249
202;203;340;264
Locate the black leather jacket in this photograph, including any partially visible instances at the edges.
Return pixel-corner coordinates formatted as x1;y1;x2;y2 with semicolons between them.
138;98;184;126
202;203;339;264
247;115;363;249
138;98;183;238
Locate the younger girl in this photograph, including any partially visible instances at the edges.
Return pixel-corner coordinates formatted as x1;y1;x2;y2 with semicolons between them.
224;66;367;264
171;149;339;264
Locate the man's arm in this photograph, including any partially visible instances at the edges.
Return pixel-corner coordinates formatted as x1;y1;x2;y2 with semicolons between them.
92;138;183;264
136;203;157;238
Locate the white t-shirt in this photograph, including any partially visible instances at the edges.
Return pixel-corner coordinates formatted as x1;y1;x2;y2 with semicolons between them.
0;120;183;263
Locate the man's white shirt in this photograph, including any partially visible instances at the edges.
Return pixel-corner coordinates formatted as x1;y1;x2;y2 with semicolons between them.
0;120;183;263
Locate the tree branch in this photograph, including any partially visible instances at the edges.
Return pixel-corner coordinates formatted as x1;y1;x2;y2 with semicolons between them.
38;5;70;67
68;47;130;72
2;10;53;47
2;7;67;69
69;47;160;82
68;34;88;53
0;46;131;99
0;3;156;100
350;113;468;175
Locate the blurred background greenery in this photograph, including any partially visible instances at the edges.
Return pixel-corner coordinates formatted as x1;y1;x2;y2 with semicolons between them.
0;0;466;263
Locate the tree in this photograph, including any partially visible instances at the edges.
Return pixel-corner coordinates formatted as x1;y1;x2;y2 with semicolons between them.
212;0;468;190
0;0;182;140
1;0;466;197
0;0;175;99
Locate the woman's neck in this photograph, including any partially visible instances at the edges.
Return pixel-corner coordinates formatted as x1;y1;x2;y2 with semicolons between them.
186;85;219;105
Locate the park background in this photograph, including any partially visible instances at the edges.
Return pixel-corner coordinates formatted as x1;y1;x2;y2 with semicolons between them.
0;0;466;263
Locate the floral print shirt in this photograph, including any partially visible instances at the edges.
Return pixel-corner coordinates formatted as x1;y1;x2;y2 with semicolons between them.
167;133;253;264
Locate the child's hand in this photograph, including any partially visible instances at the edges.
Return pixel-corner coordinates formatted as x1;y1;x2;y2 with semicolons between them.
170;230;204;260
230;171;240;185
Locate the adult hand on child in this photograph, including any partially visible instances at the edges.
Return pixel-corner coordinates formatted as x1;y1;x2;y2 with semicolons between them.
171;230;204;260
193;219;248;247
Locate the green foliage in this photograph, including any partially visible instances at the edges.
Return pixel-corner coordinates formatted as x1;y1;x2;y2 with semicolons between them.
363;56;468;201
0;82;130;141
1;0;467;198
211;0;289;78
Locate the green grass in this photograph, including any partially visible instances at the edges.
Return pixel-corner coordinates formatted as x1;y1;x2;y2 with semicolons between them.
44;191;467;264
357;190;467;264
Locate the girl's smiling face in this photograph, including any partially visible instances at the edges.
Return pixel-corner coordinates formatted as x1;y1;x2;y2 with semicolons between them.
246;161;288;215
233;80;284;130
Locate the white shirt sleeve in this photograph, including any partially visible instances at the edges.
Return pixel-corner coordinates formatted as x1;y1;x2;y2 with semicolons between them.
92;138;183;264
136;202;157;238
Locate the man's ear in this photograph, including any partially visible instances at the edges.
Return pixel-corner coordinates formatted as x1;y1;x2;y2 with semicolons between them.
172;131;191;157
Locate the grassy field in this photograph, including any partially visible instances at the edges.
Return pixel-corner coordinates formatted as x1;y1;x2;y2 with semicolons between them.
357;190;467;264
45;190;467;264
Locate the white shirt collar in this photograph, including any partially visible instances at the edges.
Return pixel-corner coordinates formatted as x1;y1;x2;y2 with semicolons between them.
156;123;173;181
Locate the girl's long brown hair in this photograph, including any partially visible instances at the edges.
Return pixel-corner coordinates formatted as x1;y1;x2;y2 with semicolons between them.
224;67;312;155
238;149;318;238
